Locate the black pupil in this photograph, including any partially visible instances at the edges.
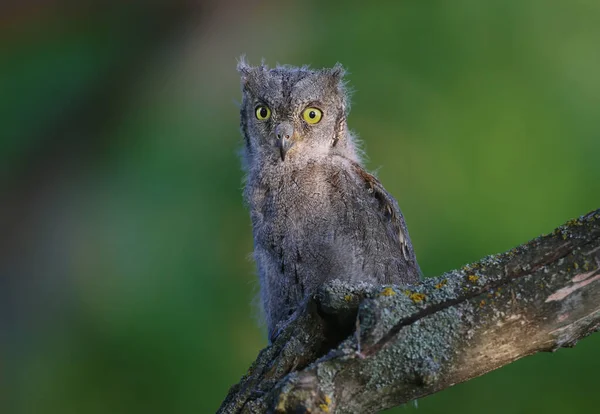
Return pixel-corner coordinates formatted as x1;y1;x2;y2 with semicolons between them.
259;107;268;118
309;110;316;119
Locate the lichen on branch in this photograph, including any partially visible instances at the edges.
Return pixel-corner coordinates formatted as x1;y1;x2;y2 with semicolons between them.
218;209;600;414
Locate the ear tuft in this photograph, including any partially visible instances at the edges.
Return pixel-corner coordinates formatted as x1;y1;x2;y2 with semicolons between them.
330;62;346;80
237;55;252;76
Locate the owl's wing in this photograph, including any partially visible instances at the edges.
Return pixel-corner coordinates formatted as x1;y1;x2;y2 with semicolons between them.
351;162;414;262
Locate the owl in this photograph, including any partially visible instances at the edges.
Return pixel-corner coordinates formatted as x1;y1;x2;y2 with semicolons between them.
237;59;421;341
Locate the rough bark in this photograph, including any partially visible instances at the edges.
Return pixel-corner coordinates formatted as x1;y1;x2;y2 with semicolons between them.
218;209;600;414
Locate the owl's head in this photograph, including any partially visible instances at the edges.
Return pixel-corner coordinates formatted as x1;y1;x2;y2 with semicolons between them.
238;59;356;166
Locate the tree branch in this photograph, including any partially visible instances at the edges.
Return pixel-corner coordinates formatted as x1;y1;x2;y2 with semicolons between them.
218;209;600;414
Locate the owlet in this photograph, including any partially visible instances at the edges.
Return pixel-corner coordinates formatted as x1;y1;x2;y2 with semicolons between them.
237;60;421;341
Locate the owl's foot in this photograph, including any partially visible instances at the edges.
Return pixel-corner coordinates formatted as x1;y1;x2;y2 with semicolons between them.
268;300;310;343
269;314;297;343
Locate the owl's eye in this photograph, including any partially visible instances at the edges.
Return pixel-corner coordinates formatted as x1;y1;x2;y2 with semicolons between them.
255;106;271;120
302;107;322;124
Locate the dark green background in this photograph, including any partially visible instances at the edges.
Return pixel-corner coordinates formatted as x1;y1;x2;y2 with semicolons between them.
2;1;599;413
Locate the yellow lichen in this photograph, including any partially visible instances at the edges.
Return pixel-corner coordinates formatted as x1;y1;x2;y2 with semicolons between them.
468;275;479;283
381;287;396;297
318;396;332;412
344;294;353;302
409;292;426;303
434;279;448;289
275;395;287;412
480;300;486;307
574;262;579;270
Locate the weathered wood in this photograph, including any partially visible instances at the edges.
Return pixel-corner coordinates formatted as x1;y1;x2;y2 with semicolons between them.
218;209;600;414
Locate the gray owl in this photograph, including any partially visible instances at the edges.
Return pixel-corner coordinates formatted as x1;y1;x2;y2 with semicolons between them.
238;60;421;341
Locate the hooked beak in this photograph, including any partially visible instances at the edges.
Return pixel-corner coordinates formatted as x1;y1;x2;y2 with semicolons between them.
275;122;295;162
278;136;295;161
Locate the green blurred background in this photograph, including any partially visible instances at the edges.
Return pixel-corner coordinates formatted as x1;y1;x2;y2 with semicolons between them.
2;1;599;413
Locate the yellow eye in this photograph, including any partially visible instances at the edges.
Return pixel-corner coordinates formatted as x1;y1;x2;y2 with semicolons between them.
302;107;322;124
255;106;271;120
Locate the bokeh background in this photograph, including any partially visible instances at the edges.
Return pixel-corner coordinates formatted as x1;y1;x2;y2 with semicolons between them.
2;1;599;413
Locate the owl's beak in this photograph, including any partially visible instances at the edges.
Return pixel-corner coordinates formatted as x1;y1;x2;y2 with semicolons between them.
275;123;295;162
278;137;295;161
